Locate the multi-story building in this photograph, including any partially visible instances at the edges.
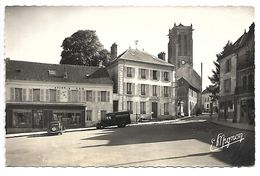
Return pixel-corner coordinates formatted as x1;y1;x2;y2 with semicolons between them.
168;23;202;116
218;22;254;124
234;23;255;124
107;44;176;121
201;88;218;113
218;49;237;121
5;60;113;133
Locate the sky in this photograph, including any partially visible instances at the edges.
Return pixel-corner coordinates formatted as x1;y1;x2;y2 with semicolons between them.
4;6;254;90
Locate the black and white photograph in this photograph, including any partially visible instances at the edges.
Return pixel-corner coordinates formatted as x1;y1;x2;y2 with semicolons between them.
0;1;258;175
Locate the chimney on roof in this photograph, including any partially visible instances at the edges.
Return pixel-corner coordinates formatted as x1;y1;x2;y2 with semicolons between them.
111;43;117;60
158;52;166;61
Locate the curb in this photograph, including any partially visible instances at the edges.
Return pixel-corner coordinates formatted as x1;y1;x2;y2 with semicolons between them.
6;117;194;138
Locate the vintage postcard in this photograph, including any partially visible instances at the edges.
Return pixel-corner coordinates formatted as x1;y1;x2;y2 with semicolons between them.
0;1;257;175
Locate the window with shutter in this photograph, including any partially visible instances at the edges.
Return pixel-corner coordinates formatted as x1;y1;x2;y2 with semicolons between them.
140;69;146;79
164;86;169;97
132;68;135;78
140;102;146;114
132;83;135;95
22;89;26;101
82;90;86;102
127;67;132;77
127;101;133;114
92;91;96;102
127;83;132;95
107;91;110;102
152;85;157;96
50;89;56;102
56;90;60;102
40;89;44;101
150;70;153;80
46;89;50;102
10;88;15;101
141;84;145;95
68;90;71;102
33;89;40;102
77;90;81;102
145;85;149;96
101;91;106;102
157;86;160;97
15;88;22;101
98;91;101;102
29;89;33;101
86;90;92;101
157;71;160;81
71;90;78;102
138;68;141;79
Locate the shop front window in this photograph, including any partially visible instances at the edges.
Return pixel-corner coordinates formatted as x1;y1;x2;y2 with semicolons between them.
13;111;32;128
67;112;81;125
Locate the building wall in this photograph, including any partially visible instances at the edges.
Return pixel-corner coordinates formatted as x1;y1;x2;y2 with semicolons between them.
6;80;113;132
108;59;176;121
219;53;237;120
235;38;255;124
219;53;237;96
188;88;198;116
176;78;199;116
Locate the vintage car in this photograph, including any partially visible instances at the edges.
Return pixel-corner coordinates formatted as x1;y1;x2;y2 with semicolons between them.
47;121;64;135
96;111;131;129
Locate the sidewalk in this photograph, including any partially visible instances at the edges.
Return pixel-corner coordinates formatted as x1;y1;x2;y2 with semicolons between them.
6;116;191;138
207;114;255;132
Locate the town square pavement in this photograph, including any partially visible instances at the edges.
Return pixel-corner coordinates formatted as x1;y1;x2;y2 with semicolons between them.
5;116;254;167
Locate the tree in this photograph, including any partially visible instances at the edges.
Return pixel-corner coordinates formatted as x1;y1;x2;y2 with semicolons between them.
60;30;111;66
207;61;220;101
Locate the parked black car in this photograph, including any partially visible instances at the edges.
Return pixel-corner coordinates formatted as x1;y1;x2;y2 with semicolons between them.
47;121;65;135
96;111;131;129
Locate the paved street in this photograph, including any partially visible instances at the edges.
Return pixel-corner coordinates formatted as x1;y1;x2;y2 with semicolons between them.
5;116;255;167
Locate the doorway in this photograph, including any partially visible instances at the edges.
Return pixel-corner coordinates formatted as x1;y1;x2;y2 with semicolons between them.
113;100;119;112
152;102;158;118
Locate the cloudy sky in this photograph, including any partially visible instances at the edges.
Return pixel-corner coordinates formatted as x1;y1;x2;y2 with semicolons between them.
4;6;254;89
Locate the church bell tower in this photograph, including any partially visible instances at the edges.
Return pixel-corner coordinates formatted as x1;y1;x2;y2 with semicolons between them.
168;23;193;69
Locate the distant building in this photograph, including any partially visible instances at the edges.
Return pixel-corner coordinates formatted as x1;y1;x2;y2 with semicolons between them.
218;22;254;124
168;23;202;116
201;88;218;113
107;44;176;121
5;60;113;133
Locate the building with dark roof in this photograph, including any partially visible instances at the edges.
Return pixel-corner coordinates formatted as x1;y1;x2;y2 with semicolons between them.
5;60;113;133
218;22;254;125
107;45;176;121
168;23;202;116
